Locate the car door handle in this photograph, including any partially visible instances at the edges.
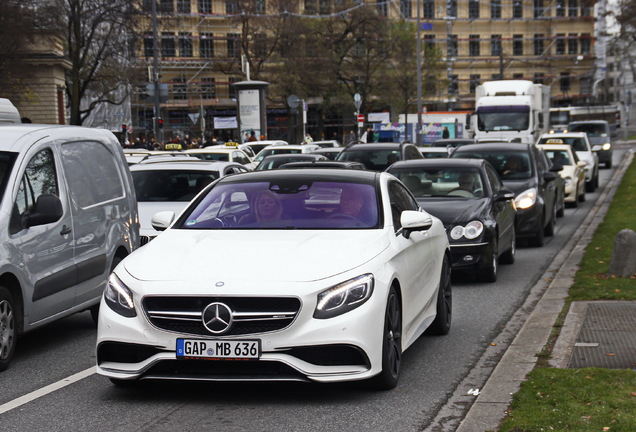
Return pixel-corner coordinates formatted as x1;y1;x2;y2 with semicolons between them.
60;225;72;235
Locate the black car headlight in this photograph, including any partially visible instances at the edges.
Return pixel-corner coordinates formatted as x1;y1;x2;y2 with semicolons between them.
314;274;374;319
450;220;484;240
104;273;137;318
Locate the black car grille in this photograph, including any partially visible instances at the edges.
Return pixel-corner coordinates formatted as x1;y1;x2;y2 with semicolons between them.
142;296;301;336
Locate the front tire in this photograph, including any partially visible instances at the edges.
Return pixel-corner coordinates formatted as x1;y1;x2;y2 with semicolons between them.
426;255;452;335
478;241;498;283
500;226;516;265
544;203;556;237
0;286;17;372
370;286;402;390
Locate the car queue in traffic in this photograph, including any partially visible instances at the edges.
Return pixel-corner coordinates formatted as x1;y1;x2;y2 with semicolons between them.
0;125;610;389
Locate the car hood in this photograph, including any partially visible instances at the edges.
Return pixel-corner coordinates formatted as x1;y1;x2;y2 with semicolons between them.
416;198;490;225
124;229;389;282
138;202;190;234
501;178;537;195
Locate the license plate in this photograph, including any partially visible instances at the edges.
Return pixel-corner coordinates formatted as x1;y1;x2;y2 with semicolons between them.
176;339;260;360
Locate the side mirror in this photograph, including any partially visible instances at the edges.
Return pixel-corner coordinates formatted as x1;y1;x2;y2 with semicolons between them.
543;171;557;182
495;188;516;202
151;211;176;231
25;194;63;228
401;210;433;239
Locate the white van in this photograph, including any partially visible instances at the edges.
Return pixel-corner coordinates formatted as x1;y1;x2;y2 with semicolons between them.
0;98;21;124
0;124;139;371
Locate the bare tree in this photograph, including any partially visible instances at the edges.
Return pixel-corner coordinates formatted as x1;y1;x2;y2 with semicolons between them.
33;0;136;125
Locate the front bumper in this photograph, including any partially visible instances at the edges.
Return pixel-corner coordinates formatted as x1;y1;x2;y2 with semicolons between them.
449;241;492;270
96;291;386;383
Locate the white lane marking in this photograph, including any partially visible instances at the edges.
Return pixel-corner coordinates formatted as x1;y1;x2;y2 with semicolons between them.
0;366;96;415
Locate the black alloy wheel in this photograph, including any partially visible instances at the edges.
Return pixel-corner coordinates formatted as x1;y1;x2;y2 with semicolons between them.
371;286;402;390
426;255;452;335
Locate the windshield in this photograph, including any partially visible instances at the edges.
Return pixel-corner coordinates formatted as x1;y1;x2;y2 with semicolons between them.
254;148;301;162
178;180;380;229
544;149;573;166
337;149;401;171
132;170;218;202
538;137;588;152
568;123;609;137
0;152;17;200
390;167;485;198
454;150;532;180
549;110;570;127
477;106;530;131
256;156;315;171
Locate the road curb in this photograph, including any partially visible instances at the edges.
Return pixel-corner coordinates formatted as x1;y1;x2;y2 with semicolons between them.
426;148;634;432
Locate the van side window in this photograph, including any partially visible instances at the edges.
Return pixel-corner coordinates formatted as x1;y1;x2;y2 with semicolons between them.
60;141;124;208
14;149;59;218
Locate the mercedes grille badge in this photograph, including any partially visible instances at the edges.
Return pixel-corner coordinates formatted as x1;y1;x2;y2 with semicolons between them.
202;302;233;334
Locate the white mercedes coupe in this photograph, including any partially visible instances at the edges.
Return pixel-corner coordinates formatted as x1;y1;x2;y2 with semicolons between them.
96;169;451;389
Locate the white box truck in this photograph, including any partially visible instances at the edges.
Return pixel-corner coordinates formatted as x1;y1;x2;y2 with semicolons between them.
0;98;21;124
469;80;550;144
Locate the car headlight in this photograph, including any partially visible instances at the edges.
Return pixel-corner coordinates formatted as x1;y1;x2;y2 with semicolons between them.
515;188;537;210
602;143;611;151
450;220;484;240
104;273;137;318
314;274;374;319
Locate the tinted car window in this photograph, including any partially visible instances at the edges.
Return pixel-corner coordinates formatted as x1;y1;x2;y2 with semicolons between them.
568;123;609;137
453;149;532;180
388;181;418;231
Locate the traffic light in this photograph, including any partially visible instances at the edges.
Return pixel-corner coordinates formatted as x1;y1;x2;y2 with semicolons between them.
158;118;163;129
122;124;127;134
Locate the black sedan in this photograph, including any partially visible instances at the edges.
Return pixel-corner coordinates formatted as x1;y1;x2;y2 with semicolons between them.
387;159;516;282
255;153;328;170
451;142;564;247
336;142;423;171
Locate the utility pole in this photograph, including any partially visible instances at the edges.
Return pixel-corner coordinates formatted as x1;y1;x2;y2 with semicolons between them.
151;0;162;143
416;0;423;146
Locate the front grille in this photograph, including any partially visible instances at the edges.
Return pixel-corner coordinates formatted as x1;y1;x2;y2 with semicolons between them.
143;359;309;382
143;296;301;336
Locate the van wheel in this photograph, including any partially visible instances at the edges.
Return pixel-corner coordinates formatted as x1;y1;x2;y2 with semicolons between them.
0;286;17;372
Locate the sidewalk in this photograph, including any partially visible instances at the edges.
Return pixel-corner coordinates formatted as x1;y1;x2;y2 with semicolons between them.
427;142;635;432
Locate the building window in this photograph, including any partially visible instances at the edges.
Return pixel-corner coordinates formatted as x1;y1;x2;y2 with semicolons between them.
226;0;238;14
470;74;481;93
513;0;523;18
142;0;154;12
423;0;434;18
560;72;571;93
199;0;212;14
254;33;266;58
161;33;176;57
424;35;435;51
201;77;216;99
555;34;565;55
159;0;173;13
580;33;591;54
469;35;480;57
513;34;523;55
513;73;524;80
469;0;479;18
533;34;544;56
179;33;193;57
491;35;502;56
447;34;457;57
144;33;154;57
568;33;578;54
304;0;316;14
556;0;565;16
581;1;592;16
177;0;191;13
319;0;330;14
173;76;187;100
255;0;265;14
200;33;214;58
534;73;545;85
580;76;592;94
492;73;503;80
449;75;458;95
448;0;457;18
568;0;578;17
534;0;545;18
377;1;387;16
228;77;239;99
227;33;240;58
400;0;412;18
491;0;501;18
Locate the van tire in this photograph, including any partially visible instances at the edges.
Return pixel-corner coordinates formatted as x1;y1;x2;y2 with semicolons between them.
0;286;17;372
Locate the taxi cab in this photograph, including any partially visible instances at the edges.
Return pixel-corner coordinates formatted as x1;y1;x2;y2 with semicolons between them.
537;143;587;206
185;142;256;170
537;133;599;193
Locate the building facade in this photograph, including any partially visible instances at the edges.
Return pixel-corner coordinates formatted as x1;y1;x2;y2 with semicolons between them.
132;0;600;140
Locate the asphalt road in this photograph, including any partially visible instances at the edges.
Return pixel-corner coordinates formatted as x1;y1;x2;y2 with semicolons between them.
0;150;626;432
